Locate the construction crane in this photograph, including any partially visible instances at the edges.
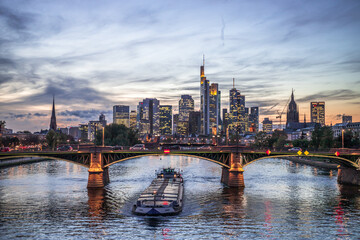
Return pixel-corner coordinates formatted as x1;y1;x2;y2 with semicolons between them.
276;95;292;130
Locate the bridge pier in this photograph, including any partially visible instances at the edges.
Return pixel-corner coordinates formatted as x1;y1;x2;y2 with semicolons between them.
337;166;360;186
87;152;110;188
221;153;245;188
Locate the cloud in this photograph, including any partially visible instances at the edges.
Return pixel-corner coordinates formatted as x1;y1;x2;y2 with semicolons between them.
0;5;35;31
297;89;360;102
4;112;47;119
59;109;112;119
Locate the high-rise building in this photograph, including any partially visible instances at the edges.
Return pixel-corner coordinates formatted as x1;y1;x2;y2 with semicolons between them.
286;90;299;127
137;98;160;136
189;111;201;136
249;107;259;132
50;95;57;131
222;109;229;136
130;110;137;129
262;118;273;133
310;102;325;126
113;105;129;127
178;95;194;136
159;105;172;136
228;83;246;134
209;83;221;136
200;57;210;135
88;121;102;141
342;115;352;123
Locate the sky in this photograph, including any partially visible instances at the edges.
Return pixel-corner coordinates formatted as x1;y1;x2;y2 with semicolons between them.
0;0;359;132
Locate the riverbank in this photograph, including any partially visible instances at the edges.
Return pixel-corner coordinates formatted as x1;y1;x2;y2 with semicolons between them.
0;157;49;168
283;156;338;169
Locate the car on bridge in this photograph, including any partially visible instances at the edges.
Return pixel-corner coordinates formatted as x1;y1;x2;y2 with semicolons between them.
288;147;302;152
130;144;148;151
57;145;73;151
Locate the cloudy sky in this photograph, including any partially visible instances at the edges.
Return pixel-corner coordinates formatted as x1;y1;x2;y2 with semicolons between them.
0;0;359;132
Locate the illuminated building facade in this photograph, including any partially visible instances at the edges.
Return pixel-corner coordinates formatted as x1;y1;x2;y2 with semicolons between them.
222;109;229;136
178;95;194;136
88;120;102;141
310;102;325;126
200;57;210;135
137;98;160;136
130;110;137;129
173;114;179;135
286;90;299;127
209;83;221;136
113;105;129;127
159;105;172;135
262;118;273;133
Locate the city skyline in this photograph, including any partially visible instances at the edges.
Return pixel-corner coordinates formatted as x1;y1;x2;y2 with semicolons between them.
0;0;359;132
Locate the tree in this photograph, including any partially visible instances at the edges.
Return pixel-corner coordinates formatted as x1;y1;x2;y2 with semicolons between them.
253;131;269;149
46;130;58;150
95;124;141;146
269;130;288;150
293;139;309;149
310;125;322;150
310;125;334;150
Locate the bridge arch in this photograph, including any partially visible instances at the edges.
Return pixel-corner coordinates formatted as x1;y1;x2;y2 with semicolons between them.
104;153;231;168
0;155;90;168
242;154;359;169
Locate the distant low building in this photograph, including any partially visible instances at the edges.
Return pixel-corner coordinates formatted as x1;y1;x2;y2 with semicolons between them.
342;115;352;123
332;122;360;137
262;118;273;133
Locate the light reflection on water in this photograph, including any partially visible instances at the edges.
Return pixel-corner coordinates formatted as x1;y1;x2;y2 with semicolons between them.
0;156;360;239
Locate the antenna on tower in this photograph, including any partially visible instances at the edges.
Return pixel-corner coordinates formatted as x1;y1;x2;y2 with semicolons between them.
203;54;205;67
233;78;235;88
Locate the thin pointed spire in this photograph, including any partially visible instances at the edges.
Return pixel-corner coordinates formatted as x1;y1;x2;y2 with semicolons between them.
50;94;57;131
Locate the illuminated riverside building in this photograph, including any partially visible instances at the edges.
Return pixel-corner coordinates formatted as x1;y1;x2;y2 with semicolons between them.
159;105;172;135
262;118;273;133
200;57;210;135
310;102;325;126
130;110;137;129
209;83;221;136
178;95;194;136
173;114;179;135
137;98;160;136
113;105;130;127
88;114;107;141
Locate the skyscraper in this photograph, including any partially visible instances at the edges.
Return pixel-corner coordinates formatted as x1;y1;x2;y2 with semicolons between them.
99;113;107;127
50;95;57;131
310;102;325;126
249;107;259;132
113;105;130;127
229;81;246;134
286;90;299;127
137;98;160;136
178;95;194;136
159;105;172;135
200;56;210;135
189;111;201;136
209;83;221;136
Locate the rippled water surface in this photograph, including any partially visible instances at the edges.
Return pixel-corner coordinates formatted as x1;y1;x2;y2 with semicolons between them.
1;156;360;239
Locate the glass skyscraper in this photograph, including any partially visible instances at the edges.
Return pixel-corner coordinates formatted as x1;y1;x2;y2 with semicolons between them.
200;58;210;135
137;98;160;136
159;105;172;135
209;83;221;136
178;95;194;136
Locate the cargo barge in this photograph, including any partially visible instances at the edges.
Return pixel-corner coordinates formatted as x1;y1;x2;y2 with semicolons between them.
132;168;184;216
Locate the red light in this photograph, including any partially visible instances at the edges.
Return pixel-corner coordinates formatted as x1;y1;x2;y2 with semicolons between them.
162;201;169;205
335;151;340;157
266;149;271;155
164;149;170;154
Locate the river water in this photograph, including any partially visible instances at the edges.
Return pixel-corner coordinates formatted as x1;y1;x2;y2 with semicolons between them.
0;156;359;239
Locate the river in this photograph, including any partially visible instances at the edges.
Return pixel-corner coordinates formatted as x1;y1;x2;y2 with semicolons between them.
1;156;359;239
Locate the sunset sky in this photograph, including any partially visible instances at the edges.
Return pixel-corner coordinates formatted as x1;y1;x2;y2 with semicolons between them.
0;0;359;132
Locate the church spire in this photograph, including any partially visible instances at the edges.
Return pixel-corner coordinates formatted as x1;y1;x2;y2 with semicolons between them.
50;95;57;131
